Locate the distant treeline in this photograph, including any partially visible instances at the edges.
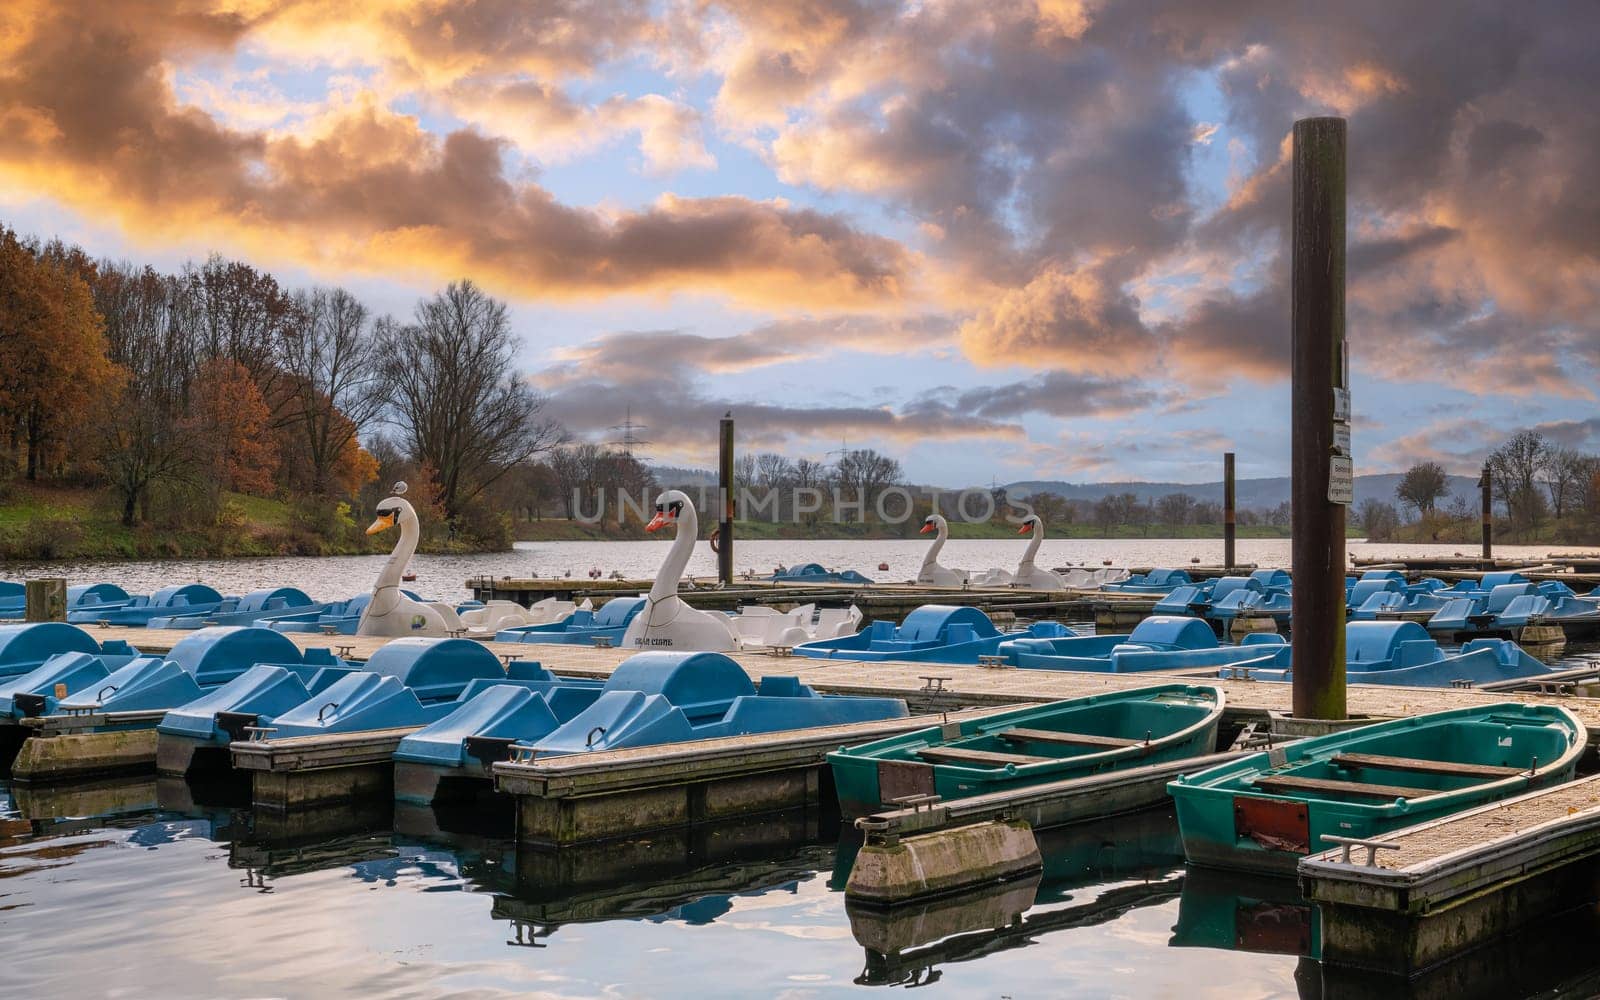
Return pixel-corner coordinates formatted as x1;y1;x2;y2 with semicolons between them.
1357;433;1600;544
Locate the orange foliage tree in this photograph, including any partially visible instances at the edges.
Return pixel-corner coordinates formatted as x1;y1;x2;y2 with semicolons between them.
183;358;279;518
0;227;119;479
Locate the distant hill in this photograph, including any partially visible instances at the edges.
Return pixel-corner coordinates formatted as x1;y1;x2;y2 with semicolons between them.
648;464;717;486
1008;474;1481;511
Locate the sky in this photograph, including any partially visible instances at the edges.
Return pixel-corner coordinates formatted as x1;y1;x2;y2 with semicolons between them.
1;0;1596;486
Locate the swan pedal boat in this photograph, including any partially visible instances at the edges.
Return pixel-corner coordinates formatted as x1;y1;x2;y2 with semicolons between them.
793;605;1073;663
1168;702;1585;873
827;684;1224;815
360;487;573;637
998;615;1285;673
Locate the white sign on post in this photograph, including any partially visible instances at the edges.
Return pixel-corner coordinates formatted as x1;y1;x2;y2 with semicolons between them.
1333;422;1351;456
1332;388;1351;422
1329;455;1354;505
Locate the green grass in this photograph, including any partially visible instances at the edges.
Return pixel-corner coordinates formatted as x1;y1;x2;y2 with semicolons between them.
0;483;390;560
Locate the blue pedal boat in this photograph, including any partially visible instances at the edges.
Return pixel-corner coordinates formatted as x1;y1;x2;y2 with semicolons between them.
53;627;339;724
495;596;645;645
1223;621;1552;687
0;581;23;617
770;563;875;584
66;583;231;627
0;640;145;723
1101;569;1195;594
999;616;1285;673
527;651;907;756
793;605;1073;663
252;638;603;741
148;587;329;629
0;621;105;680
1427;583;1557;638
393;649;906;803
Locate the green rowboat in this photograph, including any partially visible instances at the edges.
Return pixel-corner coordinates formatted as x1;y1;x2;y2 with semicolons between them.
827;684;1224;815
1168;702;1585;873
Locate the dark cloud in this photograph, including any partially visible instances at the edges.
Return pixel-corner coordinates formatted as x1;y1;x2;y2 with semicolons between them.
0;1;912;307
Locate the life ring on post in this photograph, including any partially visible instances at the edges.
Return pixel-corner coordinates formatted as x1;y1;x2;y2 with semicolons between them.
709;527;722;554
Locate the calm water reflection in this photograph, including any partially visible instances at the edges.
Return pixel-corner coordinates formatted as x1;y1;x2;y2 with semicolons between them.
0;783;1304;999
2;538;1571;602
6;776;1598;998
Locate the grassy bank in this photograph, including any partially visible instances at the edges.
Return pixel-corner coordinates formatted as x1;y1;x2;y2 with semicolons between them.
0;484;408;560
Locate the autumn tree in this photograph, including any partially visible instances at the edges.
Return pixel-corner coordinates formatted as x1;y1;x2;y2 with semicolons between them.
831;448;902;521
183;358;279;519
382;281;564;524
0;228;119;480
1156;492;1196;526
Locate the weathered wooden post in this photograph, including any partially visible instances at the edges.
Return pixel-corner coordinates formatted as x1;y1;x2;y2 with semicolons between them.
1223;452;1237;570
25;578;67;621
1480;462;1494;562
718;412;735;585
1290;116;1348;721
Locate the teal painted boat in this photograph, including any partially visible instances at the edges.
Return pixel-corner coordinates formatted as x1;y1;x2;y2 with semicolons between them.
1168;703;1585;873
827;684;1224;815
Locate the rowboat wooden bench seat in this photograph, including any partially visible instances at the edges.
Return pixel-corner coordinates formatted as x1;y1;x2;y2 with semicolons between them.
998;728;1142;749
1329;752;1523;780
915;746;1052;767
1251;774;1435;800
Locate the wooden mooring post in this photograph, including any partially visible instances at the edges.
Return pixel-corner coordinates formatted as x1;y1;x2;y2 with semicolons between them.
1480;461;1493;561
718;411;734;586
1290;116;1348;721
24;578;67;622
1223;452;1237;570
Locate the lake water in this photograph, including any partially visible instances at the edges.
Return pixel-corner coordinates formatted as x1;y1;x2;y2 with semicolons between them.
0;537;1573;602
3;538;1596;998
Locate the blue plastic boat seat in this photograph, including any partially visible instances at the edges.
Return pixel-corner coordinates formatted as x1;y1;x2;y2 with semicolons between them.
1480;572;1529;590
1427;598;1481;631
1496;594;1552;628
155;664;316;740
0;621;101;678
1538;581;1579;600
506;660;553;681
1348;578;1402;607
1127;616;1220;651
1348;621;1430;663
0;651;117;718
66;583;134;609
897;606;1002;644
1249;569;1291;590
1484;584;1537;616
269;672;424;736
1153;586;1208;616
602;651;755;719
1145;569;1190;587
596;597;646;628
1359;570;1406;584
57;656;202;711
757;676;805;697
394;685;565;767
166;626;303;686
361;637;505;701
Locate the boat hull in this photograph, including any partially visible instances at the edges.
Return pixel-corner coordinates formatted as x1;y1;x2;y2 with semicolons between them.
828;684;1222;815
1169;703;1585;873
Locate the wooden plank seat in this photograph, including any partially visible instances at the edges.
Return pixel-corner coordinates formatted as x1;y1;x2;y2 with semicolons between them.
1251;774;1435;800
1329;752;1523;780
916;746;1051;767
998;727;1142;749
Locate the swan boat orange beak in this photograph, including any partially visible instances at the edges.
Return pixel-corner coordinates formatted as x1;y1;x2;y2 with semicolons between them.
646;502;679;532
919;522;936;534
1017;521;1033;534
366;510;398;535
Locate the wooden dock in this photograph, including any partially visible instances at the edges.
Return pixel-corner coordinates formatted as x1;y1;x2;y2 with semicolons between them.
60;623;1600;750
1301;775;1600;978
